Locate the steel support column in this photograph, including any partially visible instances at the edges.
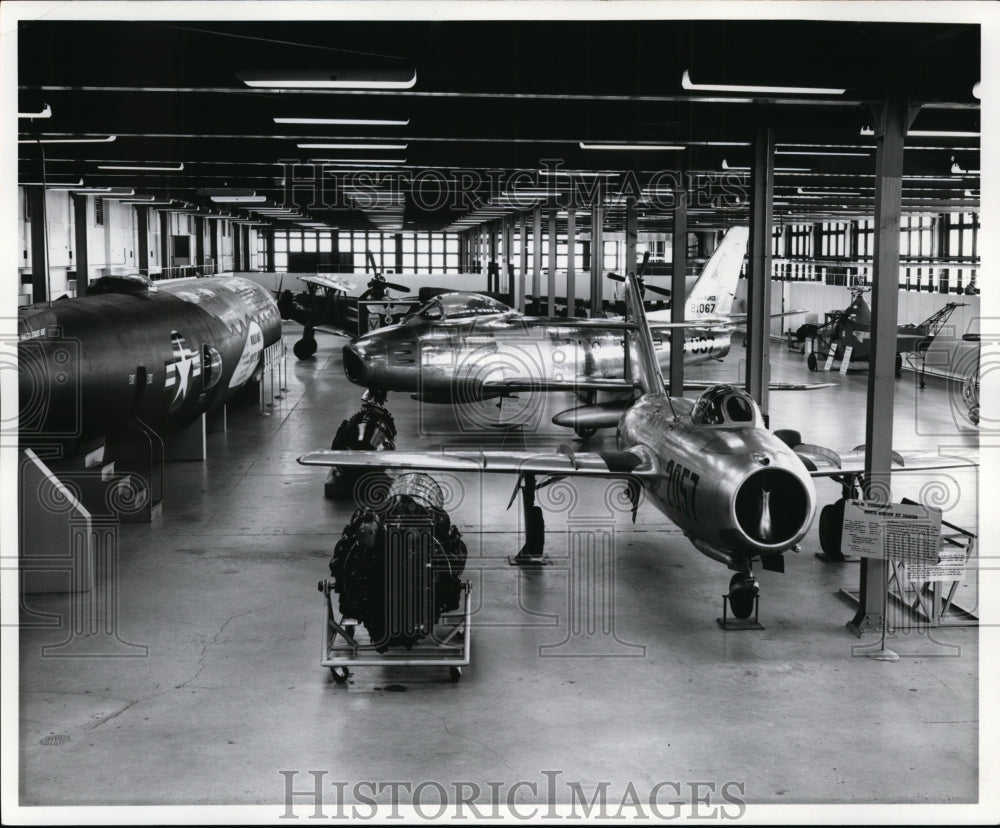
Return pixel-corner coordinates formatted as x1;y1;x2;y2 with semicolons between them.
625;198;638;278
210;219;220;269
566;208;577;317
72;193;89;295
28;186;48;303
266;227;276;272
502;215;513;296
669;182;688;395
489;222;498;292
547;210;557;316
590;204;604;316
532;207;542;314
849;71;914;635
195;216;206;274
160;212;170;272
518;213;528;313
136;207;149;279
746;121;775;422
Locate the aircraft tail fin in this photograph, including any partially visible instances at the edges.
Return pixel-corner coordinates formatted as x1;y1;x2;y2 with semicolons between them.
683;226;749;319
624;272;667;397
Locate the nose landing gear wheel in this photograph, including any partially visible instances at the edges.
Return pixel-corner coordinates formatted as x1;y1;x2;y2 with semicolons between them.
807;352;818;371
728;572;759;620
574;426;597;441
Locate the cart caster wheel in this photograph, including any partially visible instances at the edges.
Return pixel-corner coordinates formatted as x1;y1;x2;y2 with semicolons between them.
330;666;350;684
449;667;462;682
345;625;355;639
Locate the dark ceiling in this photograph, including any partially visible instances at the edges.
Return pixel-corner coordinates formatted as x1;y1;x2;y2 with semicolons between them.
17;17;981;233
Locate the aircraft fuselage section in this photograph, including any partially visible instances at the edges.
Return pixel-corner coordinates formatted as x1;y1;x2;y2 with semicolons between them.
18;276;282;446
343;315;731;400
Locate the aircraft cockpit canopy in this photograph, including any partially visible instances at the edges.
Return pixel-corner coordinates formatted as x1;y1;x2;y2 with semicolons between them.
690;385;762;427
405;292;511;323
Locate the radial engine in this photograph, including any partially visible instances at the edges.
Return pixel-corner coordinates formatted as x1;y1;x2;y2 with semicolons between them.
329;474;467;651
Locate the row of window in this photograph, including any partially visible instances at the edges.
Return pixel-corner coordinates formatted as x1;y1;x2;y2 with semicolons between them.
776;215;978;261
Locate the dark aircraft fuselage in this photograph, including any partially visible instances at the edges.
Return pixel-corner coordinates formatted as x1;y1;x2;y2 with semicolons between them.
18;276;282;447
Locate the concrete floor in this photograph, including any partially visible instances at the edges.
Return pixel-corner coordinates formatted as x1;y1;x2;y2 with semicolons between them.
17;323;981;814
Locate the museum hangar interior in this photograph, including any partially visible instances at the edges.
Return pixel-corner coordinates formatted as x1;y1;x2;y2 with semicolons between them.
8;11;991;819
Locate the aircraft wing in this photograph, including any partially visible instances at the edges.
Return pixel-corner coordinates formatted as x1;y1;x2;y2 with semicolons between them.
481;377;637;394
793;445;978;478
301;274;355;293
681;380;837;392
298;447;660;478
313;325;356;338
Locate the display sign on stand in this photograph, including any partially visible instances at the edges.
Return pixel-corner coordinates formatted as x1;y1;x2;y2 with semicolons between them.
841;499;942;564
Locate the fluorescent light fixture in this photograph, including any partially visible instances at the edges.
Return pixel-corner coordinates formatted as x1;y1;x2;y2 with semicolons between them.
98;163;185;172
863;126;979;139
722;159;809;172
314;158;407;165
797;188;860;197
20;178;84;187
119;200;176;206
210;195;268;203
296;143;407;151
681;69;845;95
240;69;417;90
910;130;980;139
903;176;962;182
950;161;981;175
775;150;869;157
18;135;116;144
579;142;684;151
538;170;617;177
18;104;52;119
275;116;409;126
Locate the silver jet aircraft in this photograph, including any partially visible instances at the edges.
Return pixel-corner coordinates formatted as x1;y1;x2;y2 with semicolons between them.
341;227;757;432
301;270;975;619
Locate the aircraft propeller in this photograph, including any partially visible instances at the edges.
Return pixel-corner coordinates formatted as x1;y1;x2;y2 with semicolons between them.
607;251;670;298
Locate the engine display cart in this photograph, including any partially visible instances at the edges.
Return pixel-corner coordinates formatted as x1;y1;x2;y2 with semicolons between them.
318;578;471;683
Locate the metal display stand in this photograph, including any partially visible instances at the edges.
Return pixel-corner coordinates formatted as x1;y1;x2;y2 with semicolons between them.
838;500;978;628
886;532;978;627
319;579;471;683
717;594;764;631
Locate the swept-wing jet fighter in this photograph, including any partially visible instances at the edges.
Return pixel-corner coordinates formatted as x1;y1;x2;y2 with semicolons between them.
340;227;816;438
301;270;975;619
343;228;750;406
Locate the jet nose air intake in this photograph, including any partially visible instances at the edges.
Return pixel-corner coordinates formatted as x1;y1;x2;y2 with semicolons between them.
342;342;367;383
735;468;810;547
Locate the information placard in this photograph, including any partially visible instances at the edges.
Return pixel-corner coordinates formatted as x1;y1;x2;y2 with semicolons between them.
841;499;942;564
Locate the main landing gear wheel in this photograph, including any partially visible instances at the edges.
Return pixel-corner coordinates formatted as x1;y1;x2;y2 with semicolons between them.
574;426;597;441
818;500;846;559
293;337;318;360
895;353;903;376
330;666;350;684
728;572;759;620
807;352;818;371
